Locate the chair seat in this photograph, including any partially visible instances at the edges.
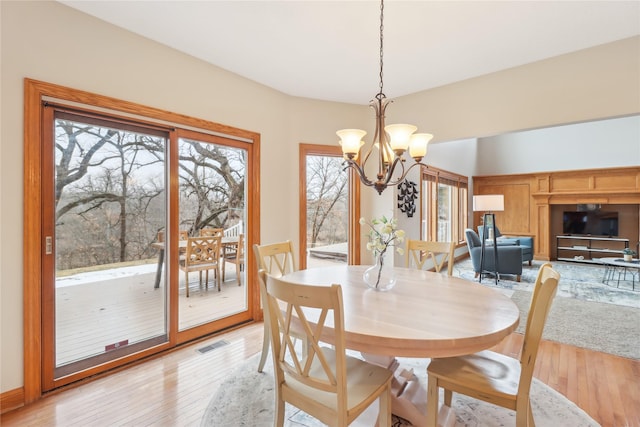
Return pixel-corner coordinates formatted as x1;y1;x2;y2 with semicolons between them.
179;260;218;273
426;263;560;427
284;347;393;416
427;350;521;407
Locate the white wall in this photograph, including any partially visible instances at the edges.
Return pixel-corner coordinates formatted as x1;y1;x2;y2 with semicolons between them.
475;115;640;176
2;1;639;395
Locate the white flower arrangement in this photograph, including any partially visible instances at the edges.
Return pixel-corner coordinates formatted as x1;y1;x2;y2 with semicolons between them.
360;216;405;259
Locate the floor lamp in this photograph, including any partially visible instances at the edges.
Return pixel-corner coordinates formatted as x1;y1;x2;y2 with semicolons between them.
473;194;504;284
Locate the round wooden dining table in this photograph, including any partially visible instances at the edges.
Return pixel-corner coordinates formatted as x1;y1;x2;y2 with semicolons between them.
280;265;521;425
282;264;520;358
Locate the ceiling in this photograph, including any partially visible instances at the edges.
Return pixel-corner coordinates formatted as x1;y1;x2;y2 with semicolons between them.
59;1;640;105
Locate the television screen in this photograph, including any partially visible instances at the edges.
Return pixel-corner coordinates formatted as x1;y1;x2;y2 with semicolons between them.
562;211;619;236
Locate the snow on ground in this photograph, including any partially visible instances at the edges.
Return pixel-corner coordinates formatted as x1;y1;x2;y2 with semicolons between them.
56;263;158;288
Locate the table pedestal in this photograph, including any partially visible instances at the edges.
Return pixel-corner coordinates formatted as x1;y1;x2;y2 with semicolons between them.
361;353;427;426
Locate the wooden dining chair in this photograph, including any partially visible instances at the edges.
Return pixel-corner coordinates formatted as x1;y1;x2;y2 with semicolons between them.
405;239;455;276
253;240;301;373
179;236;222;297
199;227;224;237
425;262;560;427
221;233;244;285
199;228;225;283
259;270;393;427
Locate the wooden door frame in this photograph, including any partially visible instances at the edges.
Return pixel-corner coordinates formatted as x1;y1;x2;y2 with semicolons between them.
23;78;260;402
298;144;360;269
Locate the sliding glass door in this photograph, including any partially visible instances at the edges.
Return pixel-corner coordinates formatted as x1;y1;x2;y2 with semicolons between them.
177;130;248;331
38;97;257;391
42;108;169;388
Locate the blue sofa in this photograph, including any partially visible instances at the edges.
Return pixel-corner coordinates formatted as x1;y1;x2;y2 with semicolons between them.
465;229;523;282
477;225;533;266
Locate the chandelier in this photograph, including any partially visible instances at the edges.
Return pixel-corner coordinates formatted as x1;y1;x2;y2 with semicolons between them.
337;0;433;195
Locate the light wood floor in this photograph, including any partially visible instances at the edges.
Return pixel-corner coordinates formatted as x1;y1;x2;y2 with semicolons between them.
2;322;639;427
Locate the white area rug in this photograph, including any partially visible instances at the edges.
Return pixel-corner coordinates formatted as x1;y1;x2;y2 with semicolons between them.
201;353;600;427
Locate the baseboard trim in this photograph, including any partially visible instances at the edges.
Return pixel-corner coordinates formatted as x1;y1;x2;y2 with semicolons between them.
0;387;24;414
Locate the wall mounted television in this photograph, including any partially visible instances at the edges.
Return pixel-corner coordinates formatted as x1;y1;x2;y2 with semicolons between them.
562;211;619;237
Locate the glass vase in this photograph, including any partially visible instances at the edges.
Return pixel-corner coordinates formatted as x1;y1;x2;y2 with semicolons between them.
363;254;396;291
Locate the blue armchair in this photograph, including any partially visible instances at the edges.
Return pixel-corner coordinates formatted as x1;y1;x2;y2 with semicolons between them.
477;225;533;266
465;229;523;282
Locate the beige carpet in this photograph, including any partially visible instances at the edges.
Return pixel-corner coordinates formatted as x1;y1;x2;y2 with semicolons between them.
511;289;640;359
454;259;640;359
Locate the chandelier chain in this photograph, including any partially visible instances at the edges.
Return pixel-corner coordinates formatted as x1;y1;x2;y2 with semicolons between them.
336;0;432;195
378;0;384;96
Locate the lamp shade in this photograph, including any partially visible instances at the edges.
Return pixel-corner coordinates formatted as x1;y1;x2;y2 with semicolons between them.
384;124;417;152
337;129;366;156
473;194;504;212
408;133;433;160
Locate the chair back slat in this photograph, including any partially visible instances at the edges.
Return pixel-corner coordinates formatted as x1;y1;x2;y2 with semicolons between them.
255;240;297;277
185;236;221;266
406;239;455;276
199;227;224;237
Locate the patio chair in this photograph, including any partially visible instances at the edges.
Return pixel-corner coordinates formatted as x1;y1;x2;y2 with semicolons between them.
259;270;393;427
405;239;455;276
179;236;222;297
199;227;224;237
156;229;189;242
253;240;302;373
222;233;244;285
426;262;560;427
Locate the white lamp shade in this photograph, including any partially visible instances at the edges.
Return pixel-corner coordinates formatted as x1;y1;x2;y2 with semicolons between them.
408;133;433;159
384;124;417;152
337;129;366;155
473;194;504;212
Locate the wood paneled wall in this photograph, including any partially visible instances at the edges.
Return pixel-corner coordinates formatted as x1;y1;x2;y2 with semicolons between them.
474;167;640;260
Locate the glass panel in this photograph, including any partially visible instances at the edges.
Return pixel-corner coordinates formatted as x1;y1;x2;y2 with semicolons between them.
54;115;167;370
177;137;247;330
437;182;453;241
305;155;348;267
458;187;468;243
422;180;432;239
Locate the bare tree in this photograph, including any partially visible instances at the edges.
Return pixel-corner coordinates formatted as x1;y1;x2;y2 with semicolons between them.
306;156;348;247
178;139;245;235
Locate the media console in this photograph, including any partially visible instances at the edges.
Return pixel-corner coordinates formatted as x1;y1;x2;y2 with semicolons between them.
556;235;630;264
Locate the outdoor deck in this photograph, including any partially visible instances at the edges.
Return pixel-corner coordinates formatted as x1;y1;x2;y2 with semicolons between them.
55;261;247;366
54;251;344;367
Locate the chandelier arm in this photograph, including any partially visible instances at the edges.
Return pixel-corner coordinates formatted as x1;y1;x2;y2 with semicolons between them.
381;157;406;186
384;161;428;188
343;161;381;189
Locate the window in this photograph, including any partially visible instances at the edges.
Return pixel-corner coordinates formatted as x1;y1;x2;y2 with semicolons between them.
421;167;468;244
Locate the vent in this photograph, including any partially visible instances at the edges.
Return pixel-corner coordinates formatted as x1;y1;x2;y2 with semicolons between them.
197;340;230;354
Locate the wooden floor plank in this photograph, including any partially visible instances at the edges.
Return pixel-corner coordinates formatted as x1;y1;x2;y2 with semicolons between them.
2;323;639;427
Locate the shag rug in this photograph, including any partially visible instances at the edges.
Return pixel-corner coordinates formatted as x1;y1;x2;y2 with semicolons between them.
454;259;640;359
201;353;600;427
